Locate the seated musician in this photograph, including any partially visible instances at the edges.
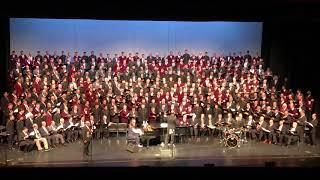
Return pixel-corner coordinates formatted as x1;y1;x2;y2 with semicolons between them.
76;116;86;139
226;113;235;128
39;121;56;148
47;121;66;146
273;120;287;146
244;115;256;140
64;117;76;142
266;119;277;144
18;127;36;152
97;115;109;139
57;118;72;143
207;114;215;135
31;124;50;151
234;113;244;129
214;113;225;138
127;118;143;147
233;114;245;139
256;116;267;142
286;122;299;145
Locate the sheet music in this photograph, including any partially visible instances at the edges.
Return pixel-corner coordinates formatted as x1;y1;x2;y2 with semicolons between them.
306;122;314;127
56;125;64;130
262;127;271;133
160;123;168;128
29;132;35;136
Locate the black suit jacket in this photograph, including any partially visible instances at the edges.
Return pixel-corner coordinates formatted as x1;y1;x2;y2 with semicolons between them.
25;118;34;131
39;127;50;137
311;119;318;132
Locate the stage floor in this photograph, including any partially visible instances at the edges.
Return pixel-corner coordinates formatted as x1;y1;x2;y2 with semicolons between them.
1;136;320;167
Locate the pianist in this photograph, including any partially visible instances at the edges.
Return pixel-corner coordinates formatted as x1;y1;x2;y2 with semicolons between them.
128;118;143;147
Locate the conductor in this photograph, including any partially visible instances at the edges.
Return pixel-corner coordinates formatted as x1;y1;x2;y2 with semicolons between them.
165;111;178;147
83;121;93;156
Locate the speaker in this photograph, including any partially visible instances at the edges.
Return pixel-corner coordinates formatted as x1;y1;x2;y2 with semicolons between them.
126;144;139;153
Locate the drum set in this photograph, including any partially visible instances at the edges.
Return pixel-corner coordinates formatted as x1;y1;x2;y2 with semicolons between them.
216;124;249;148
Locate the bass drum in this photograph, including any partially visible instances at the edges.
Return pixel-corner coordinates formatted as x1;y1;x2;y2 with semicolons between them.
225;134;239;148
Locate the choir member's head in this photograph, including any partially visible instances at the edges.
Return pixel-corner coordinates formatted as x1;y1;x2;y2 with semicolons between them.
279;120;284;126
141;103;145;109
9;115;14;121
269;119;274;126
102;115;107;122
41;121;47;127
129;118;137;128
248;115;253;121
85;121;90;127
312;113;317;120
32;123;38;130
60;118;65;124
259;116;264;123
218;113;222;120
292;122;298;128
267;106;271;112
22;127;28;134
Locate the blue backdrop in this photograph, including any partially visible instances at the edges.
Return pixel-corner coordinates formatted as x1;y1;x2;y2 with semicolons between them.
10;18;263;56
